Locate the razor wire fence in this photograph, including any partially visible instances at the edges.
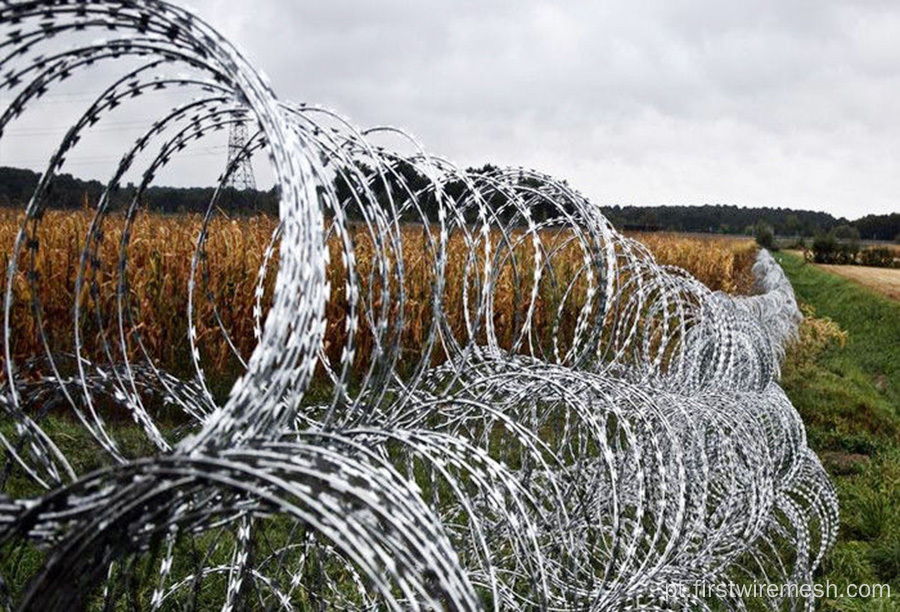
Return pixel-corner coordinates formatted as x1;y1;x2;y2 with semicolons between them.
0;2;836;609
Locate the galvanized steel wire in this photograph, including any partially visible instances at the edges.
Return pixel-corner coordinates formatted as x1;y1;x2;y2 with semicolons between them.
0;1;836;609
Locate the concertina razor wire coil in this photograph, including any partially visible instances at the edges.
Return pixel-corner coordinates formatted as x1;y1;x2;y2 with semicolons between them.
0;2;837;610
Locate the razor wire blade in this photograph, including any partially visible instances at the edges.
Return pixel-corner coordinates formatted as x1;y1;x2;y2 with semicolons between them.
0;2;836;610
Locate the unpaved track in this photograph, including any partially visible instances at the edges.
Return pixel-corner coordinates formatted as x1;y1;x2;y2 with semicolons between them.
816;264;900;302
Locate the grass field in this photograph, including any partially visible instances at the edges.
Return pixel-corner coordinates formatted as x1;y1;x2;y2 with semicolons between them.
777;252;900;610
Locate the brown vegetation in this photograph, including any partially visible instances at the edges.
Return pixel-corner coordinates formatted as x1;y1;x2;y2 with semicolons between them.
0;211;758;382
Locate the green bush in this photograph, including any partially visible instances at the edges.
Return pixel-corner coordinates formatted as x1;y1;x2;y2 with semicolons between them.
839;241;860;264
813;232;860;264
813;232;838;263
858;247;896;268
754;221;777;251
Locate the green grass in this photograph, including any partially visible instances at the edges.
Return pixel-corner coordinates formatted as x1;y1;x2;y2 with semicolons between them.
776;252;900;610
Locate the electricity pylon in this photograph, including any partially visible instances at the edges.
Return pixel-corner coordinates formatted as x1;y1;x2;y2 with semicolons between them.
224;122;256;190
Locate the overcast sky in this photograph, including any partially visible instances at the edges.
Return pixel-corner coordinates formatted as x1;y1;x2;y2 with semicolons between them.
5;0;900;219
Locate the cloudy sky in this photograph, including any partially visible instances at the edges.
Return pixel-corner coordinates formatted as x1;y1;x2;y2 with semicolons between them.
5;0;900;219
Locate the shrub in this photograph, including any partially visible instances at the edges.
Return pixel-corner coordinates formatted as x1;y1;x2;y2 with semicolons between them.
812;232;838;263
812;231;859;264
858;247;896;268
837;241;860;264
754;221;777;251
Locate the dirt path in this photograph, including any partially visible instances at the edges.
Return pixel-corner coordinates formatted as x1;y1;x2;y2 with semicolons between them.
782;250;900;301
815;263;900;302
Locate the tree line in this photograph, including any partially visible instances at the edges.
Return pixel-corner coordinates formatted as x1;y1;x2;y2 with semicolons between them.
0;166;279;215
0;165;897;242
603;204;899;242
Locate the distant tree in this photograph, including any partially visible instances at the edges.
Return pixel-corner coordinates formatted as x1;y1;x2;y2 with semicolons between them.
854;213;900;241
754;221;777;251
637;210;659;229
834;224;860;241
785;214;800;236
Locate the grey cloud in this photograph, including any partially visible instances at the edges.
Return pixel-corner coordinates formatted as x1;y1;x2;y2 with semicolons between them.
4;0;900;218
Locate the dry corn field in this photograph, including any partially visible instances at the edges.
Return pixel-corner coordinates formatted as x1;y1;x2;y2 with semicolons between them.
0;209;757;389
628;231;757;294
